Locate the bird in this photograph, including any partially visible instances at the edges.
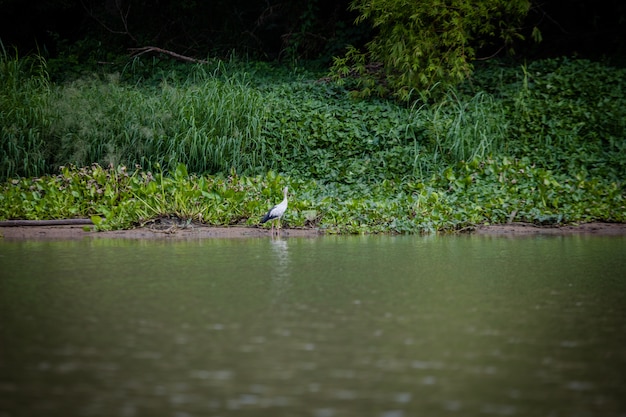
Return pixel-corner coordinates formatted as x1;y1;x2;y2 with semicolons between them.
261;186;288;235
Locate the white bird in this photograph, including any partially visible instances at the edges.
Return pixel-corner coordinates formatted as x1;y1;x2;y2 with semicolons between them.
261;186;288;235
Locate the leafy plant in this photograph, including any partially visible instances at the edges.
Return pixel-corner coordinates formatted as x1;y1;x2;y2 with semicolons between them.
1;55;624;234
333;0;532;100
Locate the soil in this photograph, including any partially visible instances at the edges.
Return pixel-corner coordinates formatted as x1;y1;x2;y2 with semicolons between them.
0;223;321;240
1;220;625;240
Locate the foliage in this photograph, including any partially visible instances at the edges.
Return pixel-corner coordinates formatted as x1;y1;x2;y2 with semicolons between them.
464;58;626;180
1;160;623;234
333;0;531;100
3;0;626;69
425;90;508;164
0;45;51;180
0;163;292;231
259;79;425;182
0;55;272;178
1;0;358;65
0;55;625;233
49;64;269;175
432;157;625;227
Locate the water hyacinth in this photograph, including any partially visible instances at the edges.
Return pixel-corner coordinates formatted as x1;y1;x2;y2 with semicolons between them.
1;160;623;233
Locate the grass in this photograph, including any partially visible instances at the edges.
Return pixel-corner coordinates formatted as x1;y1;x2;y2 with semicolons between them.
0;53;625;233
0;46;50;180
426;89;508;164
46;64;269;175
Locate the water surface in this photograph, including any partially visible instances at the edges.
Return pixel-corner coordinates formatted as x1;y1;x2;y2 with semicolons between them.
1;234;625;416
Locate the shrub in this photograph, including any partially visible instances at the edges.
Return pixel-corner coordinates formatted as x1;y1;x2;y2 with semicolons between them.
333;0;531;100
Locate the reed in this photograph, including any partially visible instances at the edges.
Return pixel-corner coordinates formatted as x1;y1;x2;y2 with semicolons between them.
47;66;269;176
425;89;507;164
0;45;50;179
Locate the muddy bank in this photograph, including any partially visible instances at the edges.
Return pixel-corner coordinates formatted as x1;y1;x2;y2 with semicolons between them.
0;223;321;240
1;220;625;240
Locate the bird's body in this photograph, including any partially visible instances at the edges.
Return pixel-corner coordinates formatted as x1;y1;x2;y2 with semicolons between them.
261;186;288;234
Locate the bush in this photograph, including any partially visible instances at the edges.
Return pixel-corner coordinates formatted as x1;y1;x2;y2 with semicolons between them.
333;0;531;100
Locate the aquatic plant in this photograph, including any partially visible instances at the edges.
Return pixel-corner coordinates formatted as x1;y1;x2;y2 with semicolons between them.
1;160;623;233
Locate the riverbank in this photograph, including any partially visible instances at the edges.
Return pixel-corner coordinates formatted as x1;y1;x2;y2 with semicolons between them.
1;222;625;240
2;58;625;235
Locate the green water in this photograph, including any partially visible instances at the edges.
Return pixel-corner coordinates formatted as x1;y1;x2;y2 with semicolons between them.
0;235;625;417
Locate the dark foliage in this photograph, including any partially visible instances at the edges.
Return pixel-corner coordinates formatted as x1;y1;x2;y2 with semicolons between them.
0;0;366;63
520;0;626;62
0;0;625;63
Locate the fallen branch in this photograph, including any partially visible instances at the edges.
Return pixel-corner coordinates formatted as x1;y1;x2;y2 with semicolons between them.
128;46;208;64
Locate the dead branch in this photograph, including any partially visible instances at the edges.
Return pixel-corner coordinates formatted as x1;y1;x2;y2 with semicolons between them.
128;46;208;64
80;0;138;44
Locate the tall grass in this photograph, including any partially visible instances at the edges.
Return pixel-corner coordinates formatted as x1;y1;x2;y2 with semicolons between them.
49;64;269;175
1;54;624;188
0;45;50;179
424;90;507;164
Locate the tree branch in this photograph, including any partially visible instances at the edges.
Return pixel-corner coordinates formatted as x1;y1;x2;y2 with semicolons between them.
128;46;208;64
80;0;138;44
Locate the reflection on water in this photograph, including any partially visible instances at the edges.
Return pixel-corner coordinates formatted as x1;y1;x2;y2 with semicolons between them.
0;234;625;417
270;238;291;307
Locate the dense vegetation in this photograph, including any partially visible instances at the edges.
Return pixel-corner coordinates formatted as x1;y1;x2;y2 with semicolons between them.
1;49;624;233
333;0;532;99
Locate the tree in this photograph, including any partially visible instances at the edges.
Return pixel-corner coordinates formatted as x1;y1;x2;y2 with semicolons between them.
332;0;532;100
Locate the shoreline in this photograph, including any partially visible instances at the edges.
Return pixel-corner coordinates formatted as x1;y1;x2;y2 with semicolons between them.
0;223;322;240
1;221;626;240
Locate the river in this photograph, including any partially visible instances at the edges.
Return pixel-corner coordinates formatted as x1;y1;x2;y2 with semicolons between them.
1;234;625;416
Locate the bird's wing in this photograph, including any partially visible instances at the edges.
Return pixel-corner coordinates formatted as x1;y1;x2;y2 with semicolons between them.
268;205;282;218
261;205;278;223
